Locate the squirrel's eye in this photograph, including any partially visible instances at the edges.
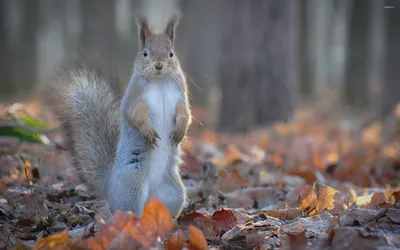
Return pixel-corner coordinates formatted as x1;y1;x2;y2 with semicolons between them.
143;49;148;57
169;51;174;58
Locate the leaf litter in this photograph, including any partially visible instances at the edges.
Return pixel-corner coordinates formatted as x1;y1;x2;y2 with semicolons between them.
0;102;400;249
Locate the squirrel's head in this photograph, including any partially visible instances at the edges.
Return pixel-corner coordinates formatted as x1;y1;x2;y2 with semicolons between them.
134;14;182;79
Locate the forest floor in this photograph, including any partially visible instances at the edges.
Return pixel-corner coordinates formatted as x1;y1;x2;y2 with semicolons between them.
0;101;400;250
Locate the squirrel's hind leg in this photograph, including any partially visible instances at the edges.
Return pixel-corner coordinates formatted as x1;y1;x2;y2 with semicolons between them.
155;169;186;217
107;163;149;216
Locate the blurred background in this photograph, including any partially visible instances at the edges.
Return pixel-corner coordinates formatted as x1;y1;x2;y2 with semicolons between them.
0;0;399;131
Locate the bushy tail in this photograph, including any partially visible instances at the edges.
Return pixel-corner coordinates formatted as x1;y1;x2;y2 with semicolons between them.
44;60;121;196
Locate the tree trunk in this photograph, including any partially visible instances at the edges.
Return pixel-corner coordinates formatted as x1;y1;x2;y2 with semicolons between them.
298;0;313;100
343;0;370;108
218;0;295;131
367;0;386;118
0;0;13;100
380;0;400;119
80;0;117;76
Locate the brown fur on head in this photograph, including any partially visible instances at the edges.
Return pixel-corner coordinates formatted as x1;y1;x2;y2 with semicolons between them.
134;14;183;79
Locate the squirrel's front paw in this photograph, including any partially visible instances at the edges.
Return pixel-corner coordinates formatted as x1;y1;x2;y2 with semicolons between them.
141;127;160;150
169;127;185;146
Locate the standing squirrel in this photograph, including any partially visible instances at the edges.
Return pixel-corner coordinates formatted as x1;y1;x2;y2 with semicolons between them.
45;14;191;217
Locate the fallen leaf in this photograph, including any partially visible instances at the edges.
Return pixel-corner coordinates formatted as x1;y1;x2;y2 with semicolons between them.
263;209;302;220
188;225;208;250
164;230;186;250
363;192;386;209
211;208;239;235
286;231;307;250
330;227;390;250
299;182;339;216
386;208;400;224
140;197;174;238
213;144;244;168
285;167;317;184
33;229;85;250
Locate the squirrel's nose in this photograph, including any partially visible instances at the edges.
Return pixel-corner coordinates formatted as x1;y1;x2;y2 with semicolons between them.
154;62;163;70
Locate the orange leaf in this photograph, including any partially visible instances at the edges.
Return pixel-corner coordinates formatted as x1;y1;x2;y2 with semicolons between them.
164;230;187;250
140;197;174;237
200;129;219;144
211;208;239;235
85;198;174;249
137;197;174;247
177;211;216;239
231;168;248;188
188;225;208;250
213;144;243;167
285;167;317;184
287;231;307;250
218;170;242;192
34;229;84;250
299;182;338;216
263;209;302;220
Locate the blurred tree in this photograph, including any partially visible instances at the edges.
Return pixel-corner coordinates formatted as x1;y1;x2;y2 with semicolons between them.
343;0;370;108
218;0;295;131
0;0;39;102
367;0;386;118
0;0;13;98
297;0;313;99
381;0;400;119
178;0;221;107
80;0;117;76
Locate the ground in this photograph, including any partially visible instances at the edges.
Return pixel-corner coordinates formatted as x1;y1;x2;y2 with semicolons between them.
0;101;399;250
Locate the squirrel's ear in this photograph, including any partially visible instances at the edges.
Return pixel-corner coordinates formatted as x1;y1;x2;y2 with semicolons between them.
135;14;151;47
164;13;182;44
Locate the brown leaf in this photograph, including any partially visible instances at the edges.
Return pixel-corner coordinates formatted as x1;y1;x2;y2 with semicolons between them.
286;231;307;250
188;225;208;250
33;229;85;250
164;230;187;250
140;197;174;238
86;198;173;249
364;192;386;209
285;167;317;184
392;190;400;203
211;208;239;235
222;187;279;208
181;150;203;179
386;208;400;224
231;167;248;188
299;182;338;216
218;169;243;192
330;227;390;250
178;211;216;239
10;243;31;250
213;144;244;168
263;209;302;220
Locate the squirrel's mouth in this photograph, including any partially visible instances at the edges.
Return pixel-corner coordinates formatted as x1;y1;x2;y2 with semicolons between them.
153;71;165;78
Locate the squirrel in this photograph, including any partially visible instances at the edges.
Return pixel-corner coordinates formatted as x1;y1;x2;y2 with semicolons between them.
44;14;191;218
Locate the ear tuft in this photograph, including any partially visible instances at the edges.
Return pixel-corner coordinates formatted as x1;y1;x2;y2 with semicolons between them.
135;14;151;48
164;13;182;44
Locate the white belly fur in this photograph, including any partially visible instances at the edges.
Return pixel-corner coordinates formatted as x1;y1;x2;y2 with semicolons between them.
143;81;181;188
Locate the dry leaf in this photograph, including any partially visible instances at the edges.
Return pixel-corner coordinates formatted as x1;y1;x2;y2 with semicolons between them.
213;145;244;168
34;229;85;250
299;182;339;216
188;225;208;250
286;231;307;250
211;208;239;235
164;230;186;250
263;209;302;220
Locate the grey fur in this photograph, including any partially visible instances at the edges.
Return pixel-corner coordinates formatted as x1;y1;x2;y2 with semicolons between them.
44;60;121;196
44;13;188;218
